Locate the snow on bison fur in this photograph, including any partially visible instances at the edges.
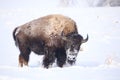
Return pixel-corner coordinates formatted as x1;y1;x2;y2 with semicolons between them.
13;14;88;68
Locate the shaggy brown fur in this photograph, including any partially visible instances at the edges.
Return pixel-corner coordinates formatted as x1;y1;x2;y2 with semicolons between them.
13;14;85;68
18;14;78;41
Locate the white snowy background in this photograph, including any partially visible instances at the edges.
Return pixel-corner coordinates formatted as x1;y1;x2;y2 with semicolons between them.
0;0;120;80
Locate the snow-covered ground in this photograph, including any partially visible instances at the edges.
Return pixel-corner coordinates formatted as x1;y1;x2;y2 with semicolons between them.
0;7;120;80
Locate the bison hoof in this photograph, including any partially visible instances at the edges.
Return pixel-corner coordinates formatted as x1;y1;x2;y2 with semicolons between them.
43;62;50;69
19;62;28;67
43;64;52;69
44;65;49;69
19;55;28;67
57;61;65;68
58;64;63;67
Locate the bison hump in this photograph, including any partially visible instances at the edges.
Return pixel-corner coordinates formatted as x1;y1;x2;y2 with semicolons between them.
19;14;78;38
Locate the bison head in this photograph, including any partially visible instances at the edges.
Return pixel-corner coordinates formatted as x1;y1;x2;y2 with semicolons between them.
63;33;88;65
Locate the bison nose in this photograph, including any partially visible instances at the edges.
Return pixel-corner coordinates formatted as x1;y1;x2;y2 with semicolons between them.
73;57;75;60
68;57;76;61
67;57;76;65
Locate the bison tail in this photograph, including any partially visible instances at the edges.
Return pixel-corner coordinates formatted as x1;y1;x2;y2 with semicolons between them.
13;27;18;41
13;27;19;46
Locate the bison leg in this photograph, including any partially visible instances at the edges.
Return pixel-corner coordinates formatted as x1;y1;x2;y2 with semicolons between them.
18;45;31;67
19;54;28;67
43;47;55;68
55;48;66;67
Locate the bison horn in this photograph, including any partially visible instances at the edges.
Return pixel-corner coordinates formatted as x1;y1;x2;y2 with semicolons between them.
82;34;89;43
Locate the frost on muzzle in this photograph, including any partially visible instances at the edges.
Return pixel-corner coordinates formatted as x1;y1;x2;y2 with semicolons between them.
63;34;89;65
66;49;78;65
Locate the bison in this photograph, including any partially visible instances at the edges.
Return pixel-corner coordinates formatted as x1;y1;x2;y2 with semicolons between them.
13;14;88;68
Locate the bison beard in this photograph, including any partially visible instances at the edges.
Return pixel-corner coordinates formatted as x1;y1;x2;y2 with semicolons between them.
55;47;66;67
43;34;66;68
13;14;88;68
